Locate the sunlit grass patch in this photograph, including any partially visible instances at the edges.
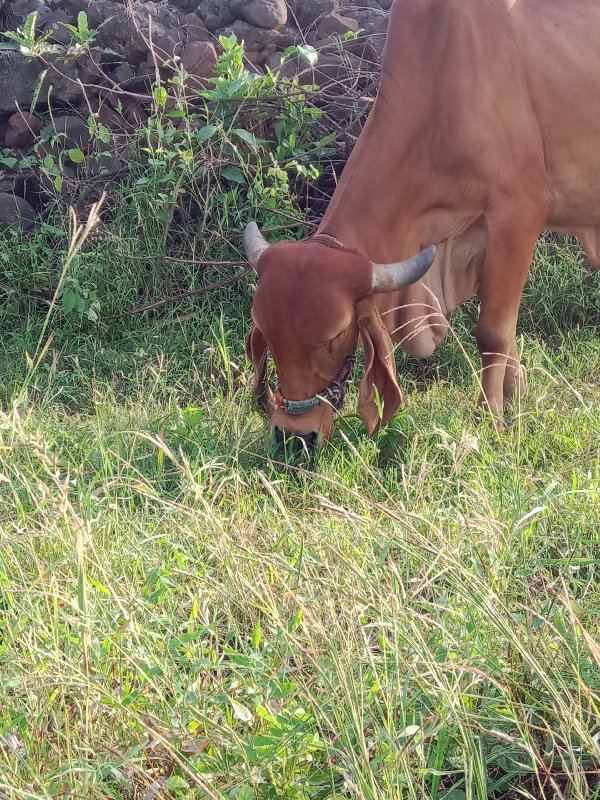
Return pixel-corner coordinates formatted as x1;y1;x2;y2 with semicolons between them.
0;250;598;797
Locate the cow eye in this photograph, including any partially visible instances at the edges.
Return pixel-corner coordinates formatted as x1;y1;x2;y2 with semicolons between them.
328;328;347;352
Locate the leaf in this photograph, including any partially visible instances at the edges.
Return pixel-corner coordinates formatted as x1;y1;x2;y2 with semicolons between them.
229;783;254;800
296;44;318;66
42;154;55;171
197;124;217;143
89;578;110;596
77;10;88;35
232;128;259;151
398;724;420;738
231;699;253;723
53;175;63;192
165;776;189;790
439;790;467;800
19;155;37;169
67;148;85;164
23;11;38;42
30;67;48;116
220;166;245;184
153;86;167;107
62;290;79;315
252;620;261;650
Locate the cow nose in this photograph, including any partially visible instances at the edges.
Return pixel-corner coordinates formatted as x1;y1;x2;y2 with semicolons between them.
272;426;319;454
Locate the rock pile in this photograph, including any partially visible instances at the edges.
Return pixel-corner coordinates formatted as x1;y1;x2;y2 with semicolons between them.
0;0;390;229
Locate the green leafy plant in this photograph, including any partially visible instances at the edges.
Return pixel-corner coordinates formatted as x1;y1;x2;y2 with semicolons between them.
0;11;61;57
61;11;97;50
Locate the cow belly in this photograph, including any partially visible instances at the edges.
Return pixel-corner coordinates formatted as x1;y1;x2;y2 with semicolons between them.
546;154;600;267
546;152;600;230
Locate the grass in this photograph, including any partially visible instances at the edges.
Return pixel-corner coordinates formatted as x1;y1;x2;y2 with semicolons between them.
0;217;598;800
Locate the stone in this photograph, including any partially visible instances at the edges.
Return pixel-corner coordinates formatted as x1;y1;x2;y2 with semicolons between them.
123;98;148;127
112;62;135;87
0;192;36;232
0;51;91;114
317;11;359;38
3;0;53;27
4;112;43;149
49;115;91;149
170;0;197;10
180;40;218;84
43;9;71;45
82;1;181;68
96;102;130;134
180;12;211;42
216;19;294;54
294;0;335;29
195;0;235;31
86;151;122;179
0;171;27;197
350;5;388;33
237;0;287;29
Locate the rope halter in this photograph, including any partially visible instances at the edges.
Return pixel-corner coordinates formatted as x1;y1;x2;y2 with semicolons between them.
273;349;357;416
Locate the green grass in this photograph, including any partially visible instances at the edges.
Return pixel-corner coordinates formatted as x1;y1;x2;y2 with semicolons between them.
0;228;599;800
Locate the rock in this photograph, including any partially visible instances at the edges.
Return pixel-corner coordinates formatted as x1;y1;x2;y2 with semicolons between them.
122;97;147;127
294;0;335;29
0;171;27;198
317;11;359;38
0;192;36;232
338;33;380;62
236;0;287;29
0;54;45;116
112;62;136;87
50;115;91;150
43;9;71;45
170;0;197;10
342;3;388;33
82;0;181;67
195;0;235;31
3;0;53;27
180;40;218;84
4;111;43;149
180;12;211;42
377;0;393;9
0;51;92;114
86;151;122;179
216;19;294;53
96;102;130;134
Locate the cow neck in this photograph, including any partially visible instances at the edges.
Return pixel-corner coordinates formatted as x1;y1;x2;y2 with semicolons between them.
310;231;356;253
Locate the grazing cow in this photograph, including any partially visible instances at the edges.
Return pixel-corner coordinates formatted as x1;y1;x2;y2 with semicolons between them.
244;0;600;450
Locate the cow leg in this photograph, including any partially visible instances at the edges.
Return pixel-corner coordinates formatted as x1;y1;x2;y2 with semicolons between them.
503;339;525;405
476;206;545;421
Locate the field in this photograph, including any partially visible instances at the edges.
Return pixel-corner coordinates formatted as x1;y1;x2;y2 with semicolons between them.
0;43;600;800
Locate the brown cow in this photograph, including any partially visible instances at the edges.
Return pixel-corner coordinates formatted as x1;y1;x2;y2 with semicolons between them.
245;0;600;450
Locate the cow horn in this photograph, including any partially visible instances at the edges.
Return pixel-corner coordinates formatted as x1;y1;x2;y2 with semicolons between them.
244;222;270;273
371;245;437;294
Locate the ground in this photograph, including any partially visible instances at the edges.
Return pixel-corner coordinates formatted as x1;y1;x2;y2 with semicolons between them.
0;231;599;799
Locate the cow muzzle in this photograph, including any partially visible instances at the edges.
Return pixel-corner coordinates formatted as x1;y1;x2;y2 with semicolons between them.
270;402;333;454
268;350;356;453
271;425;320;454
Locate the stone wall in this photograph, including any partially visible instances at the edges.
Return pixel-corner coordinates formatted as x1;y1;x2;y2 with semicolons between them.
0;0;389;112
0;0;390;229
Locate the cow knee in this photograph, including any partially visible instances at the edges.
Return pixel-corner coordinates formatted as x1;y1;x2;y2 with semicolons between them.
476;323;511;358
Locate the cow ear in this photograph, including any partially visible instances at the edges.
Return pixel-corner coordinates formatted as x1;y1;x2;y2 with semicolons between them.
245;323;275;414
356;300;402;434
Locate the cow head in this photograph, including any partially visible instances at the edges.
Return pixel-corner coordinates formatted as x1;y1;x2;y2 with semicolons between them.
244;223;436;452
